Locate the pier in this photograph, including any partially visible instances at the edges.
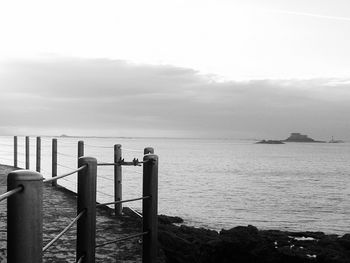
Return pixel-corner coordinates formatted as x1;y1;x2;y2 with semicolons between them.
0;136;159;263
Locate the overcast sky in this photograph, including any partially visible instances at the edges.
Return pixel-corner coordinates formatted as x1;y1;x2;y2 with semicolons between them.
0;0;349;139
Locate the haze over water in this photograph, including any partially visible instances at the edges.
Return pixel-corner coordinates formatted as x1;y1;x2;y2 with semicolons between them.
1;136;349;235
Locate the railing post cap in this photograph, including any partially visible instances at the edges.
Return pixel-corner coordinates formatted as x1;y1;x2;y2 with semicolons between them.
144;147;154;155
114;144;121;148
143;154;158;161
8;170;43;182
78;156;97;162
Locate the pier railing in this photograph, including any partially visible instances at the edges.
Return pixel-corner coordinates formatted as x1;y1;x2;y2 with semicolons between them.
0;135;158;263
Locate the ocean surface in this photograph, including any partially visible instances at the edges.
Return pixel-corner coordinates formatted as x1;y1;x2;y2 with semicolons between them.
0;136;350;235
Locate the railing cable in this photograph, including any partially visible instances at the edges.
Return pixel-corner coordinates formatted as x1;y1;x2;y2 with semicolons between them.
57;151;76;158
57;163;76;170
43;209;86;252
98;158;148;167
96;196;149;207
76;254;85;263
95;232;148;248
128;207;143;218
122;148;144;153
98;175;114;182
85;143;113;149
0;186;23;202
43;165;87;183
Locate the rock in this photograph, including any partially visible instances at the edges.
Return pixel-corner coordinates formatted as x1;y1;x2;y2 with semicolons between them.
256;140;285;144
284;133;325;143
158;214;184;225
158;224;350;263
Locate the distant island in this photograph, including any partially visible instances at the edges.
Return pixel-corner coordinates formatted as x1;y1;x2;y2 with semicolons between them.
256;140;284;144
284;133;325;143
329;136;344;143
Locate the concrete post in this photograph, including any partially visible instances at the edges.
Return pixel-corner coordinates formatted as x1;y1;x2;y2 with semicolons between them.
7;170;43;263
142;154;158;263
76;156;97;263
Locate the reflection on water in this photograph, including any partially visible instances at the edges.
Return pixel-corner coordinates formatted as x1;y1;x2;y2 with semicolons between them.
1;136;350;234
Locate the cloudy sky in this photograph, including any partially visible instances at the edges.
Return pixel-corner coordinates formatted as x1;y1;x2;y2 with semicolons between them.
0;0;349;139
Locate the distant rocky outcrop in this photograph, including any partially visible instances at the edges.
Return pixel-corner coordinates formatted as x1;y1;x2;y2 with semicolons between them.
256;140;284;144
158;223;350;263
284;133;324;143
329;137;344;143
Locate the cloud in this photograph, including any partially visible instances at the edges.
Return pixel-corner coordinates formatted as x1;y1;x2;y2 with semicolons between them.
268;9;350;23
0;57;349;139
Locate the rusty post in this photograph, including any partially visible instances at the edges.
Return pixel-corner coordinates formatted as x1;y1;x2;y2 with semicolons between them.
114;144;122;216
7;170;43;263
77;156;97;263
14;136;17;168
52;138;57;187
142;154;158;263
36;136;41;172
25;136;29;169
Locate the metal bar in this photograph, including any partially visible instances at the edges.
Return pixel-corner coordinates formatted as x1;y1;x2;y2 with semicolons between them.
77;157;97;263
52;138;57;186
25;136;29;169
95;232;148;248
14;136;17;167
0;186;23;202
142;154;158;263
36;137;41;172
43;210;86;252
96;196;149;207
43;165;87;183
114;144;122;216
8;170;43;263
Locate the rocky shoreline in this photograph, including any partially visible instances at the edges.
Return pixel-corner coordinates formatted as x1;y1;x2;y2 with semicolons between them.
157;215;350;263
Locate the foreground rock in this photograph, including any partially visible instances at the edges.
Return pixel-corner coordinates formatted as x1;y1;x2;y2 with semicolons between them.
158;222;350;263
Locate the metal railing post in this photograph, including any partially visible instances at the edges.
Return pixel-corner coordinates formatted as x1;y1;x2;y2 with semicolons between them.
25;136;29;169
7;170;43;263
36;136;41;172
144;147;154;155
77;156;97;263
114;144;122;216
78;141;84;160
14;136;17;167
52;138;57;187
142;154;158;263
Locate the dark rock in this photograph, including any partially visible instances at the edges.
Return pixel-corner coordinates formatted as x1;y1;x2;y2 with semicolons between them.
159;214;184;225
256;140;285;144
158;224;350;263
284;133;325;143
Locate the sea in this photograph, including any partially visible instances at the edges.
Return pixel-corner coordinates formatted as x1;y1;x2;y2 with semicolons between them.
0;135;349;235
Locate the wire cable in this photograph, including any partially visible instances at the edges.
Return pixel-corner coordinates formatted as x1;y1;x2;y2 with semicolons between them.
95;232;148;248
0;186;23;202
43;165;87;183
43;209;86;252
96;196;149;207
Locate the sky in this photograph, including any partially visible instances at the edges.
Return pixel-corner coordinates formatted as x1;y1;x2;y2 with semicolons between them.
0;0;349;139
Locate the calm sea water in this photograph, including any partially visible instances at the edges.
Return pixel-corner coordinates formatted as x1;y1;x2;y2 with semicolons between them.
0;136;350;234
